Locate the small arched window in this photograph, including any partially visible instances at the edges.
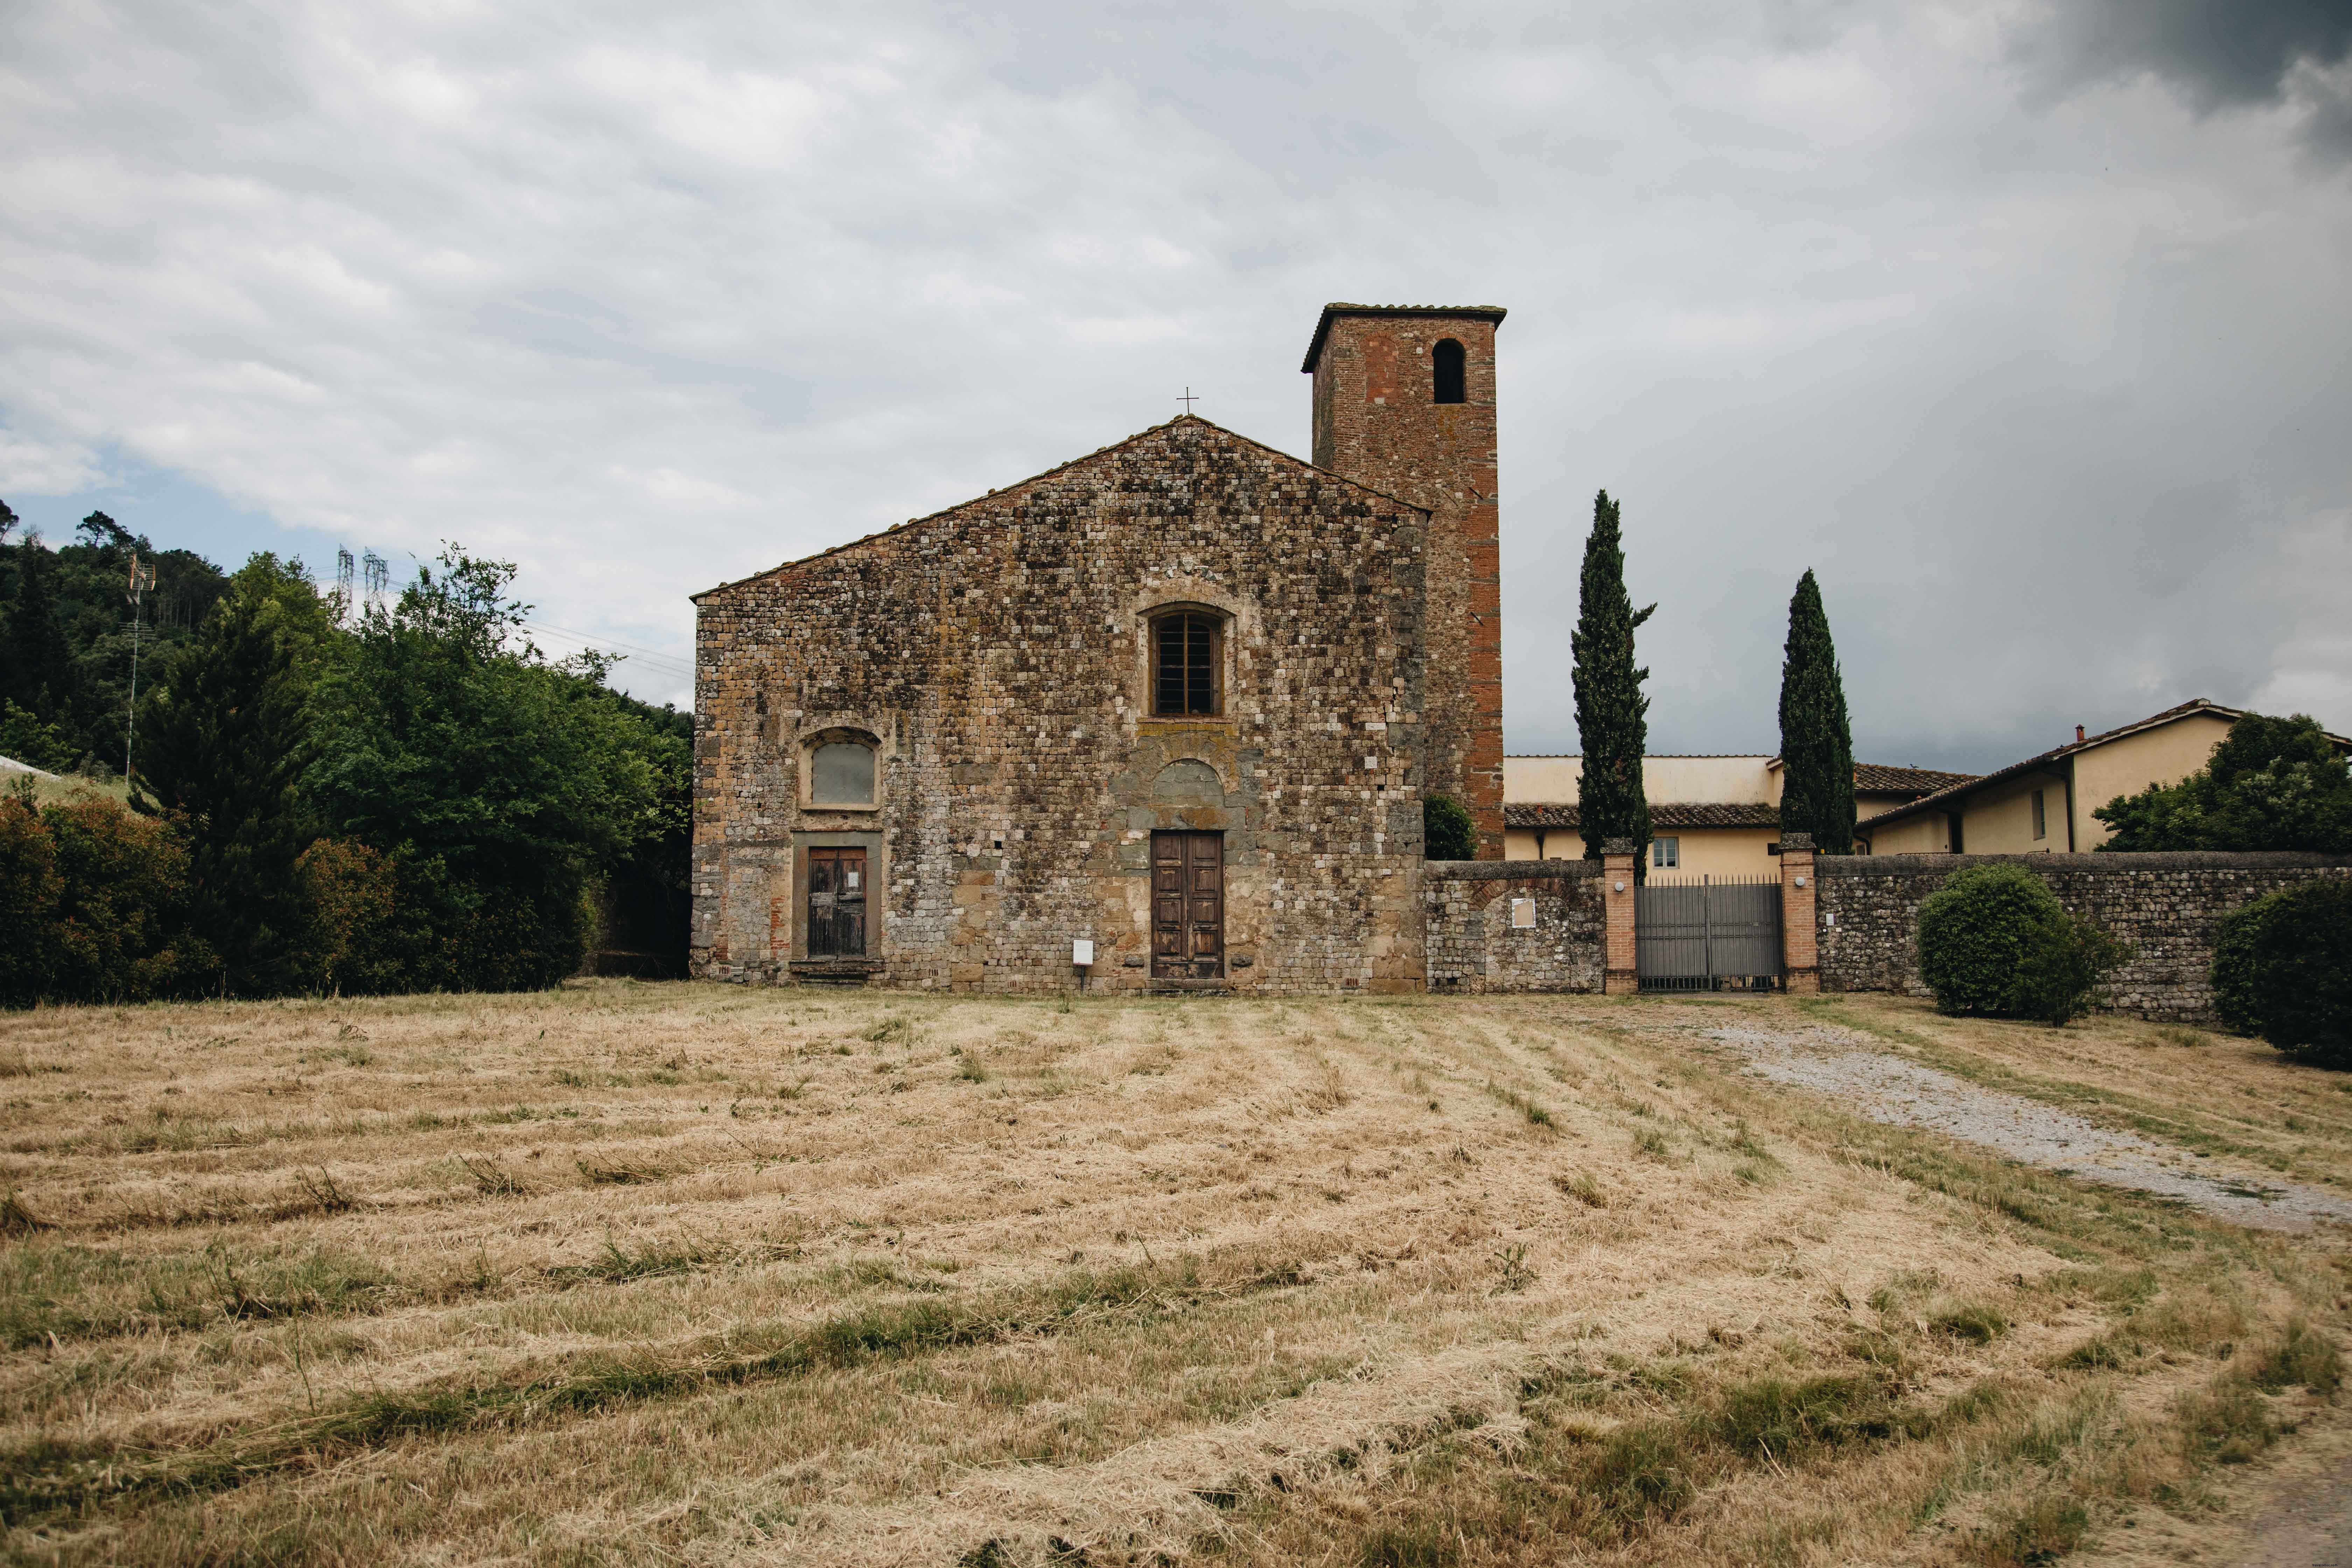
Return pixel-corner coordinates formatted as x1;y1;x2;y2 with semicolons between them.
1432;339;1466;404
809;738;877;806
1152;612;1220;716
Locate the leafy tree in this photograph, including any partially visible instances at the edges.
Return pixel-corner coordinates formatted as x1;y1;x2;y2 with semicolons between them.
1571;490;1653;869
2094;713;2352;853
590;684;693;974
292;837;401;994
1422;793;1476;860
0;498;17;545
303;548;665;992
0;513;225;771
36;794;208;1002
5;533;77;725
1777;570;1855;854
2213;881;2352;1065
0;702;77;773
75;510;135;557
0;786;63;1007
134;554;337;994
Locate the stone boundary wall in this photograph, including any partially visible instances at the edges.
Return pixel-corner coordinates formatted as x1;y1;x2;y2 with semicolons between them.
1424;860;1604;993
1816;852;2352;1022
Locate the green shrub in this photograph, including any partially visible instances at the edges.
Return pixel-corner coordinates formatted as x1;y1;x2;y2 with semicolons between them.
2212;881;2352;1067
2011;910;2132;1027
1917;863;2123;1025
1423;793;1476;861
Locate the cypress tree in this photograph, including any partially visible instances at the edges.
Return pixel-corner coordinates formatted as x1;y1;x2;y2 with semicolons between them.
1777;569;1855;853
1572;490;1654;867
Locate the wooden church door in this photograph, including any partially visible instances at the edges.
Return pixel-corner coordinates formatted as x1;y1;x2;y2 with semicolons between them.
1150;831;1223;979
807;847;867;957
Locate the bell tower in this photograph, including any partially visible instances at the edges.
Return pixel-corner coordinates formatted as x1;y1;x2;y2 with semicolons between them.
1303;303;1507;858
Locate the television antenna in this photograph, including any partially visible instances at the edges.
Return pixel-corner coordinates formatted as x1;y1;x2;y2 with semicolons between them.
122;551;157;783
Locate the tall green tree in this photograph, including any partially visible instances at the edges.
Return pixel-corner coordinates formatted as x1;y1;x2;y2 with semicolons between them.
5;533;77;724
2095;713;2352;853
134;554;337;994
304;548;665;992
1572;490;1654;867
1776;569;1856;853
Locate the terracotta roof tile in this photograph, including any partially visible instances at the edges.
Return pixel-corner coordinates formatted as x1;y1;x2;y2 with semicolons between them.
1505;802;1781;831
1853;763;1980;794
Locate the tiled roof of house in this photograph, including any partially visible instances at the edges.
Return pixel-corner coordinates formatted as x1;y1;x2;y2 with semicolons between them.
1505;802;1782;831
1853;763;1979;795
1853;699;2350;832
1503;762;1972;833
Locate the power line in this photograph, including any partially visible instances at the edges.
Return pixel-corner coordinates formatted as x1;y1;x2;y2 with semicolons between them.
518;620;694;680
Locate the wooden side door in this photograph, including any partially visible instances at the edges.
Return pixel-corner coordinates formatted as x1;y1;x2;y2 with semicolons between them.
1151;831;1223;979
807;847;867;958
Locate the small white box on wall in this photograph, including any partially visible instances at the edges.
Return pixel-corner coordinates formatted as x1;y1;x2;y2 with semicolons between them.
1510;897;1536;929
1072;939;1094;966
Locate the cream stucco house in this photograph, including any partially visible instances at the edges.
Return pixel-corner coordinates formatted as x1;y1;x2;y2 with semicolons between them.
1855;699;2351;855
1503;755;1974;875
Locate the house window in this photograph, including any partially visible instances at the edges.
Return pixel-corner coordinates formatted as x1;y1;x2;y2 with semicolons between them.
810;739;876;806
1152;612;1220;716
1432;339;1465;404
2031;789;2046;841
1651;837;1679;868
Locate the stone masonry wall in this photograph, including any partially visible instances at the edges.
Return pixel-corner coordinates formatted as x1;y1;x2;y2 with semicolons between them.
1308;308;1506;859
1817;852;2352;1022
1424;860;1604;993
692;416;1435;995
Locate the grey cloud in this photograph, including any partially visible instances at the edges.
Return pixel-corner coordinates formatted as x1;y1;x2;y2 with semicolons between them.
2019;0;2352;159
2024;0;2352;106
0;1;2347;762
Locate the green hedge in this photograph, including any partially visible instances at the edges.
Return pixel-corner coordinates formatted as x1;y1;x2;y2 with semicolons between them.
1917;863;2126;1026
2212;881;2352;1067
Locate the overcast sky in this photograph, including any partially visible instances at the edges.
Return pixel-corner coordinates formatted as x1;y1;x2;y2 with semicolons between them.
3;0;2347;771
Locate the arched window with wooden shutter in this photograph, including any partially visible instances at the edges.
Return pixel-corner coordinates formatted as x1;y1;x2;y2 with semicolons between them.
1150;611;1221;716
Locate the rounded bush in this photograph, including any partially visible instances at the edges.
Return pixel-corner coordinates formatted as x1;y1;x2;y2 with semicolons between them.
1918;864;2067;1015
2212;881;2352;1067
1423;793;1476;861
1917;863;2123;1024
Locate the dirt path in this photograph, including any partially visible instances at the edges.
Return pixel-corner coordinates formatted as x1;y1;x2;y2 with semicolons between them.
1705;1020;2352;1233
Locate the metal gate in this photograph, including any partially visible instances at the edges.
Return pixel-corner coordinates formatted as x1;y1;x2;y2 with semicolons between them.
1635;875;1782;992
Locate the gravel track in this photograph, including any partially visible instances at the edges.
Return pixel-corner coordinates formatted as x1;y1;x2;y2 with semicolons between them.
1706;1022;2352;1234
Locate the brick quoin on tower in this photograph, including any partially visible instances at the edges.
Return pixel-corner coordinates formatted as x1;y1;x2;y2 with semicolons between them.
1304;304;1507;859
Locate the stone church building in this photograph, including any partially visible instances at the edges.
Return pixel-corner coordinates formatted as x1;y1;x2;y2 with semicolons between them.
691;303;1508;993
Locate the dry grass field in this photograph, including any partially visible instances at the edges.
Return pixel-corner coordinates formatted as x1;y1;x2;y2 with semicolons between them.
1;985;2347;1567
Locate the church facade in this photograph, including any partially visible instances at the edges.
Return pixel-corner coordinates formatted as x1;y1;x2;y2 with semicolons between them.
690;303;1506;993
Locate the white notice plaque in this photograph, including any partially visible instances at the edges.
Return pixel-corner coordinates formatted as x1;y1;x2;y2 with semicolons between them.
1072;939;1094;966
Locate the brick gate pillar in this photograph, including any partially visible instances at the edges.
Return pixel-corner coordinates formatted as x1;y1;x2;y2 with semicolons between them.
1780;832;1818;994
1602;838;1638;995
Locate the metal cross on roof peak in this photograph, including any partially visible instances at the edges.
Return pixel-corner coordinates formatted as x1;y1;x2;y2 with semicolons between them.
1178;387;1198;414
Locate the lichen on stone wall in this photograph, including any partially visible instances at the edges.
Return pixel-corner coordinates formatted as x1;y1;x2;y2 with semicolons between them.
692;417;1440;994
